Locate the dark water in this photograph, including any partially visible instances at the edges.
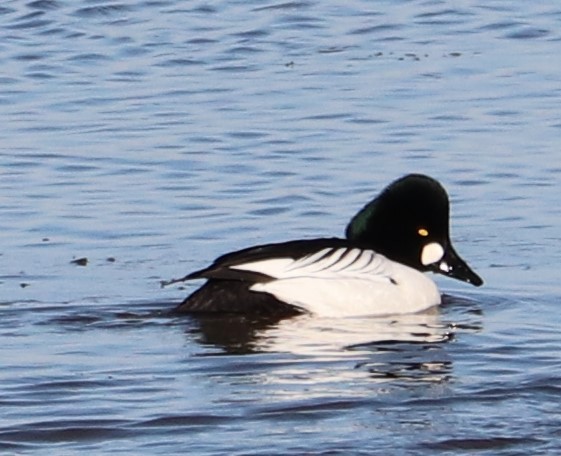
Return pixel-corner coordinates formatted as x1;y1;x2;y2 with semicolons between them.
1;1;561;454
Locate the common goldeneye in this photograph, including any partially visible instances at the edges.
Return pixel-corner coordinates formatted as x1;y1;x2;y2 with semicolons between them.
168;174;483;317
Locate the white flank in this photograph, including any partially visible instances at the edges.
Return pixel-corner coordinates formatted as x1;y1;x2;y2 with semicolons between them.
232;248;441;317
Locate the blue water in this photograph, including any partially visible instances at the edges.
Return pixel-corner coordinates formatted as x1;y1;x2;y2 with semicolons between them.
1;1;561;454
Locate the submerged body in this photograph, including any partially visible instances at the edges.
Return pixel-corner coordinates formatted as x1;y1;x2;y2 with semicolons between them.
170;174;483;317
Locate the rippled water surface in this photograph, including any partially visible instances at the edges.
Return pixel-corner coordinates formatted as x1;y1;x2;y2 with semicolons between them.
1;1;561;454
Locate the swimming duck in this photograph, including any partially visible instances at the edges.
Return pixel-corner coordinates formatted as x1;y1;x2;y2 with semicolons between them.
169;174;483;317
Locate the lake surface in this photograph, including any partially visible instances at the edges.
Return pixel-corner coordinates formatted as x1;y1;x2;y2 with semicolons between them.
1;0;561;454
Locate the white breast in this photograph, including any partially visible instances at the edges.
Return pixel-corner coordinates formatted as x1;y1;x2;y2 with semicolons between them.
230;248;441;317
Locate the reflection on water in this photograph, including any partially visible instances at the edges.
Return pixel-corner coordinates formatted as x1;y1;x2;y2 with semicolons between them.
186;311;452;353
183;294;482;385
185;294;482;353
33;294;483;390
2;0;561;453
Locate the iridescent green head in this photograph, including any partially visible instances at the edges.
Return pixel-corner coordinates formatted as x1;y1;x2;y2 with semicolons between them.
346;174;482;286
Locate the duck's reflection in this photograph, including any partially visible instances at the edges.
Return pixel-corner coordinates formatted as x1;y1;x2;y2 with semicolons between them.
185;313;284;354
186;306;453;352
181;294;482;384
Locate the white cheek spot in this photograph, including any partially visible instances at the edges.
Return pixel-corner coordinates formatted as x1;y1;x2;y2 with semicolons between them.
421;242;445;266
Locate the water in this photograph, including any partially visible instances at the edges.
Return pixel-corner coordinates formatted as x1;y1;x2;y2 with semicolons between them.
1;0;561;454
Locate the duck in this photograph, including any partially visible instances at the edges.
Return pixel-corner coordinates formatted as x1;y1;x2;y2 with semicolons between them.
168;174;483;317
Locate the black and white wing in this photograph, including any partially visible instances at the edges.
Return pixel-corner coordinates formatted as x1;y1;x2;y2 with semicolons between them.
185;238;395;285
173;238;426;316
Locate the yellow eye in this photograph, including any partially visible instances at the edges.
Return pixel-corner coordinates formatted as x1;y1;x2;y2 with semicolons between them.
418;228;429;237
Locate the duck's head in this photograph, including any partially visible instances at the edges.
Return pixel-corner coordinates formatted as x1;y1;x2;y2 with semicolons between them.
346;174;483;287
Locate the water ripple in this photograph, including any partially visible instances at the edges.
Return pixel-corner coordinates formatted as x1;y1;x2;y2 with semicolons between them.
74;4;134;18
1;0;561;454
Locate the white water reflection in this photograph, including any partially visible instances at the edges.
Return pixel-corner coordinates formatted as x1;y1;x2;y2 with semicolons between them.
186;307;458;388
260;309;451;355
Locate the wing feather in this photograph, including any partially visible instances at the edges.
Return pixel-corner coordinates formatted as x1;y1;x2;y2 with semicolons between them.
232;247;394;284
172;239;395;286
